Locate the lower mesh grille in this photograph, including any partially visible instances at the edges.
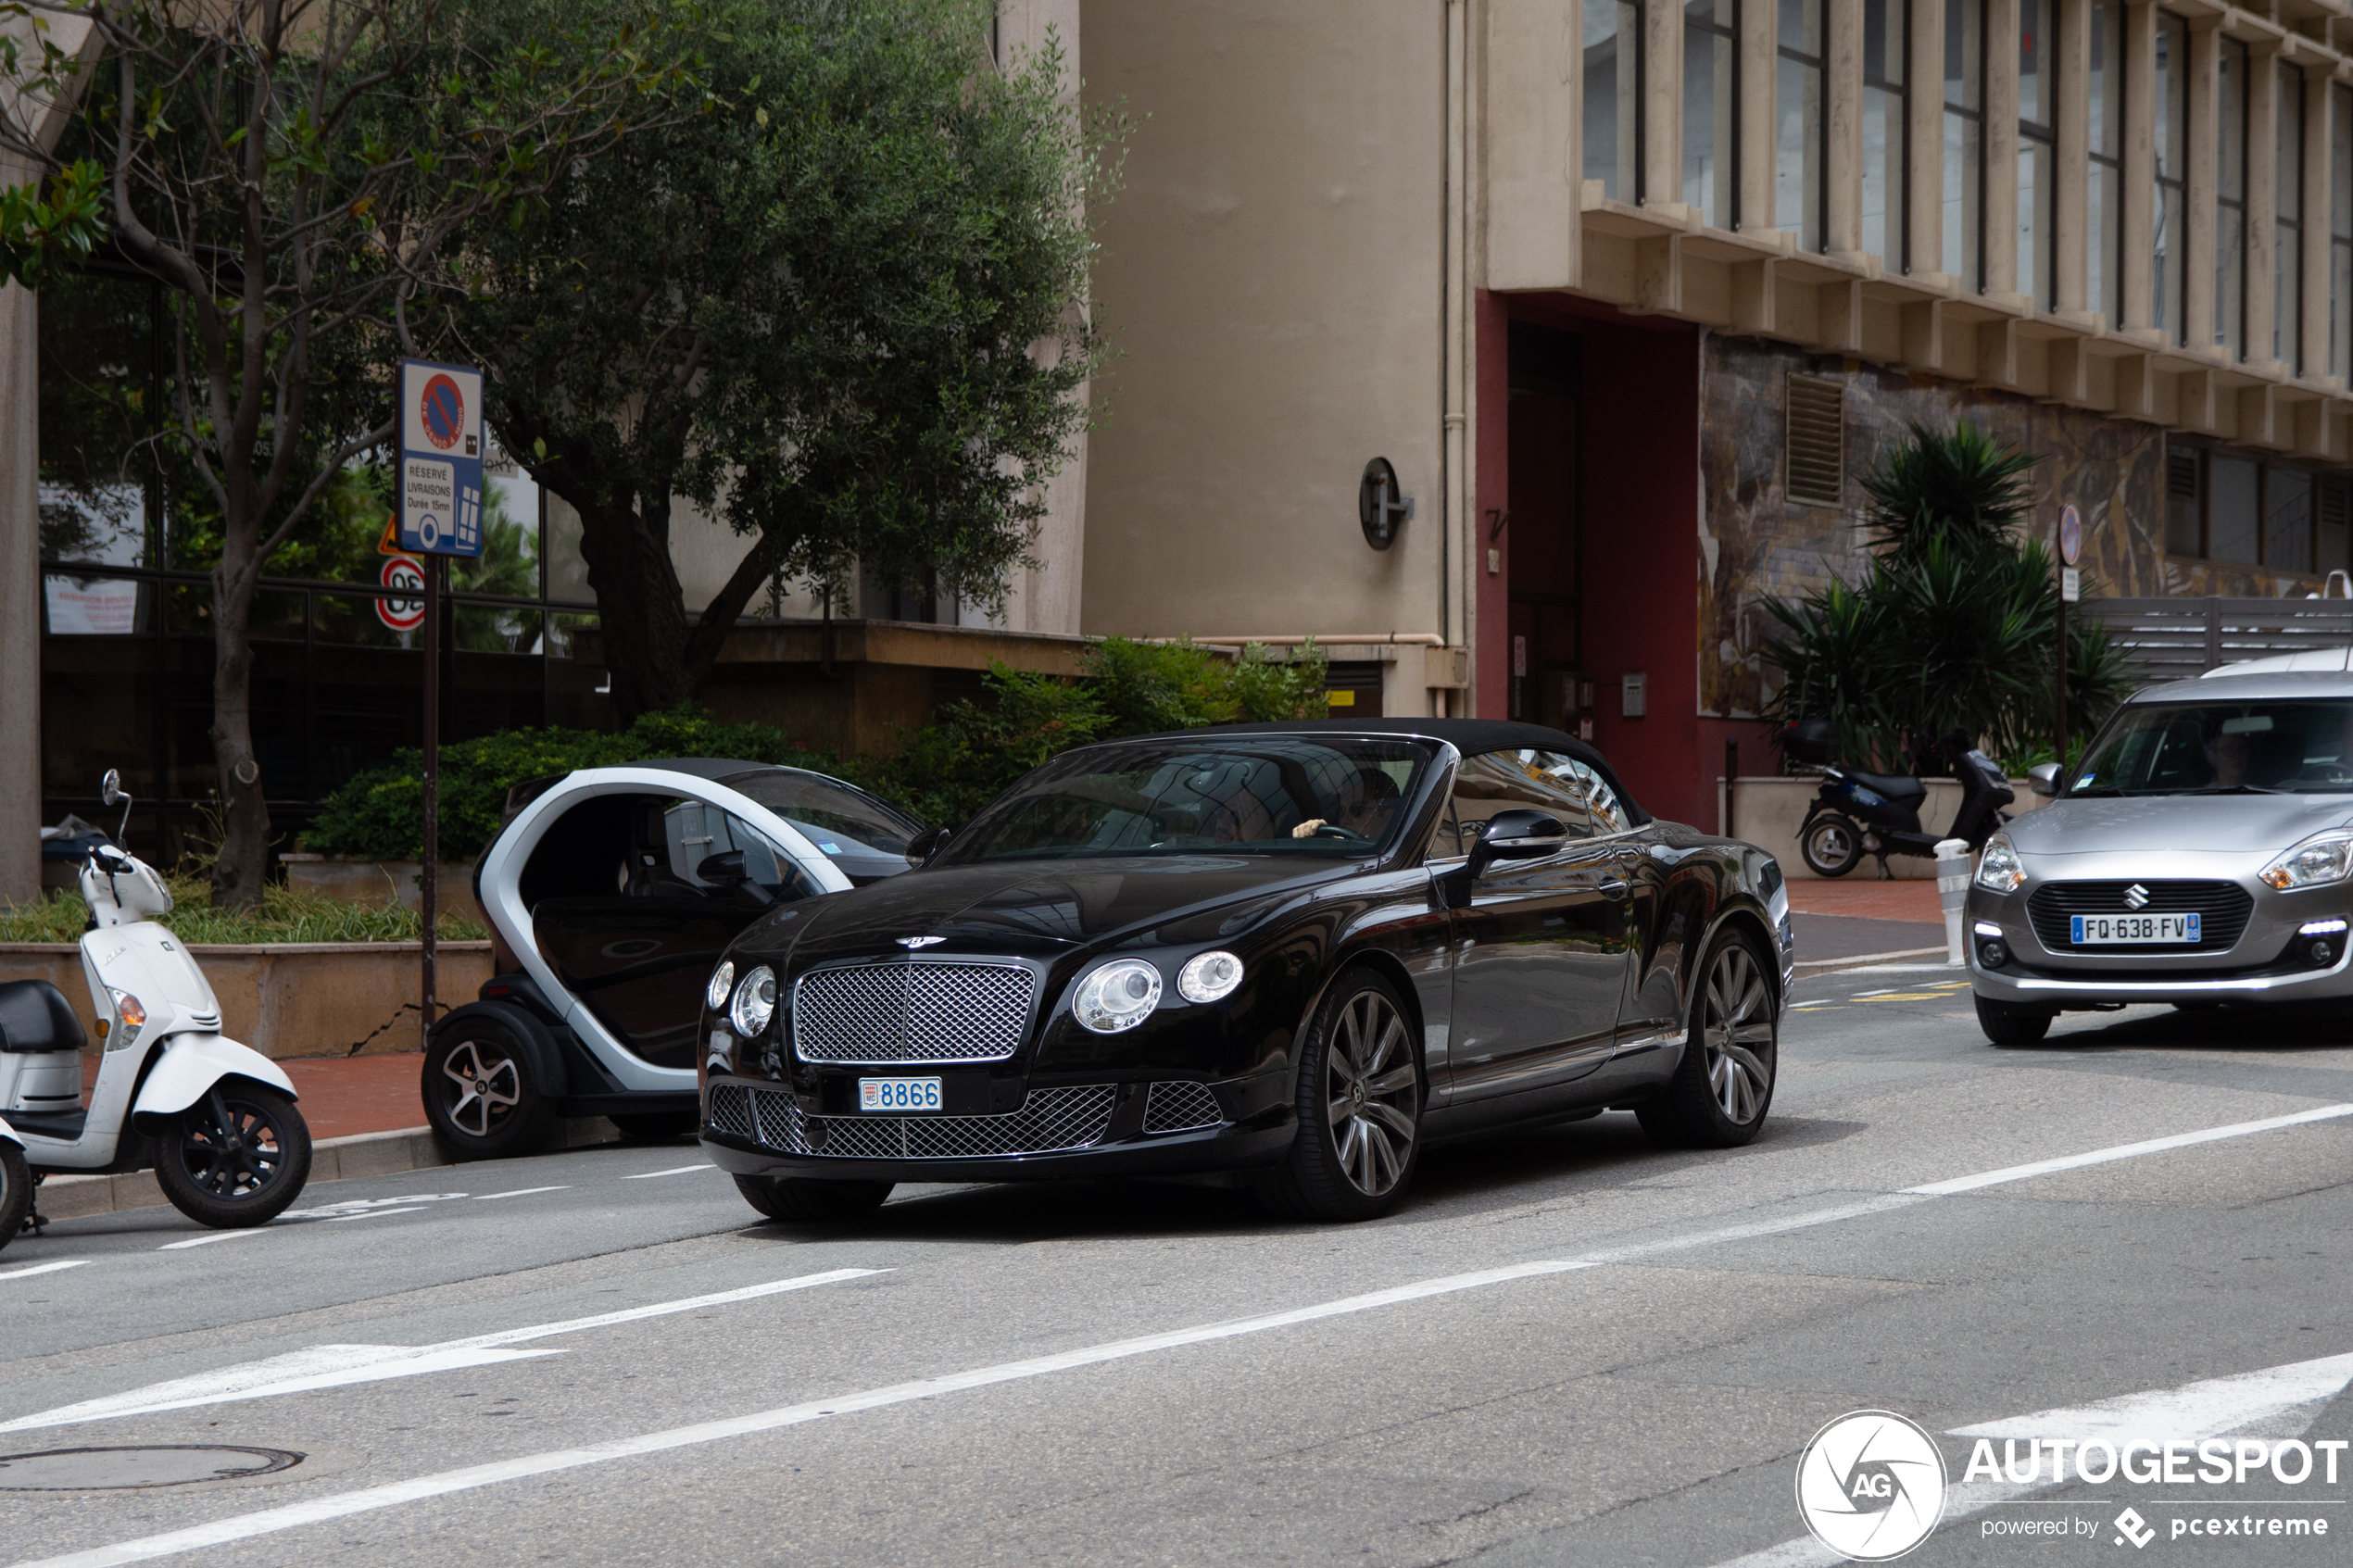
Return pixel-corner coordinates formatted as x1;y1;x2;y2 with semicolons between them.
1143;1080;1223;1134
705;1082;755;1140
724;1084;1117;1160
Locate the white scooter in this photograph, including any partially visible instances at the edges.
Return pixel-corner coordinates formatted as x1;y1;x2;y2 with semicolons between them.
0;771;310;1251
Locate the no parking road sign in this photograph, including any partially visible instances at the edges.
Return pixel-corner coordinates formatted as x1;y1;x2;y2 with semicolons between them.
397;358;485;558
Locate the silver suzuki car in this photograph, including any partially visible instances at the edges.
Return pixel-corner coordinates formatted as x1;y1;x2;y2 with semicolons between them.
1967;671;2353;1044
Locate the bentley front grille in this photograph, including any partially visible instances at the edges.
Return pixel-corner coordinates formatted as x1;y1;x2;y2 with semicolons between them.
1142;1080;1223;1134
2027;879;2256;952
731;1083;1115;1160
793;961;1036;1064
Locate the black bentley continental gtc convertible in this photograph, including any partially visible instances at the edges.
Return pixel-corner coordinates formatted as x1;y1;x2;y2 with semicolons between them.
698;721;1793;1223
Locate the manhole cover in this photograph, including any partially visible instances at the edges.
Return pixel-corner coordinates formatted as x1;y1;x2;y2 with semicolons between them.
0;1445;303;1490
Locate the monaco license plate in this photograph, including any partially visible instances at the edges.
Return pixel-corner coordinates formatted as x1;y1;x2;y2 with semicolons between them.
858;1077;943;1113
2070;913;2200;946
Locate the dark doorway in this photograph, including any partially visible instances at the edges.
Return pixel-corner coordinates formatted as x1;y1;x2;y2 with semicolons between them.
1506;321;1585;733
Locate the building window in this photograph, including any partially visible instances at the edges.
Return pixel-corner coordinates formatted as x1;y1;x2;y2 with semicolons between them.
1685;0;1738;227
1862;0;1906;271
2268;467;2314;573
1584;0;1641;201
1942;0;1983;289
1784;373;1845;506
2219;37;2248;359
2165;448;2202;557
2334;84;2353;382
2168;444;2349;575
2088;1;2122;324
2278;62;2305;371
2017;0;2055;307
1778;0;1825;251
2322;480;2353;576
2154;12;2188;343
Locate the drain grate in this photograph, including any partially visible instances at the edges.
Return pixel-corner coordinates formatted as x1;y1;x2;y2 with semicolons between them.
0;1445;303;1490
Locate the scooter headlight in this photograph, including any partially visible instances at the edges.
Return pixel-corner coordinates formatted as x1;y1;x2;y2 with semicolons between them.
705;960;735;1013
1974;834;2026;895
107;988;145;1052
727;966;777;1038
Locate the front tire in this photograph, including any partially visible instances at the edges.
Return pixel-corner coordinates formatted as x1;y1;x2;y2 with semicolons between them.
1637;933;1778;1149
1800;813;1865;878
424;1021;559;1159
733;1174;893;1223
1257;970;1422;1223
153;1083;311;1228
0;1145;29;1253
1976;994;2055;1046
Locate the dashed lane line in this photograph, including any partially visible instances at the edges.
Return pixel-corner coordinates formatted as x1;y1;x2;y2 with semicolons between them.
472;1187;569;1200
0;1261;88;1283
621;1164;715;1180
20;1102;2353;1568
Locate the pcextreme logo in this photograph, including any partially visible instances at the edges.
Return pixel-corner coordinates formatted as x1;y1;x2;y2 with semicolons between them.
1795;1411;1951;1562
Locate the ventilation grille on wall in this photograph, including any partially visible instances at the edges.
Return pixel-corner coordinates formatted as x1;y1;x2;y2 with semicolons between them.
2322;480;2350;534
2167;449;2201;498
1784;375;1845;508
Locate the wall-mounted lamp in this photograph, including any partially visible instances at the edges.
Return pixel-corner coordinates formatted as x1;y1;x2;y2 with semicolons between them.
1359;458;1414;551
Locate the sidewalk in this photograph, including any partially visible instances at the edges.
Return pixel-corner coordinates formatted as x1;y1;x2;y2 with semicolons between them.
1786;876;1950;967
82;1050;432;1141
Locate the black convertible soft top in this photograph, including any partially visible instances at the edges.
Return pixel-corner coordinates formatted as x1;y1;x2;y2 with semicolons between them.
1147;718;1653;826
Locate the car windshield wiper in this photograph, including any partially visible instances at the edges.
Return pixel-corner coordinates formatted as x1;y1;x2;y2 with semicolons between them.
2187;784;2288;796
2062;785;2123;797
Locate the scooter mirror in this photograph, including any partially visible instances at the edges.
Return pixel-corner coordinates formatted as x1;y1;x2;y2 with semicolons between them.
100;769;122;807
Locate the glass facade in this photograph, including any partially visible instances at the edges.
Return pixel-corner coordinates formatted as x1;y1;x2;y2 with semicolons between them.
2220;37;2248;359
2155;11;2187;343
2087;1;2121;325
2017;0;2054;308
1778;0;1825;250
1585;0;1642;201
1862;0;1906;271
1943;0;1983;289
2278;62;2305;371
1685;0;1738;227
2336;84;2353;382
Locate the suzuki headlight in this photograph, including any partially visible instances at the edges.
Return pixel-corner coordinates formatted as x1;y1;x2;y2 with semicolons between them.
1176;950;1244;1004
1974;834;2026;894
107;988;145;1053
1073;959;1163;1033
2260;830;2353;890
727;965;777;1038
705;960;735;1013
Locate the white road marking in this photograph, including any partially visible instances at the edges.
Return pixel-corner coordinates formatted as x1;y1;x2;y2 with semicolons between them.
278;1194;467;1222
621;1164;714;1180
472;1186;568;1200
0;1268;883;1436
20;1105;2353;1568
157;1232;271;1251
0;1261;88;1282
321;1207;428;1223
1714;1350;2353;1567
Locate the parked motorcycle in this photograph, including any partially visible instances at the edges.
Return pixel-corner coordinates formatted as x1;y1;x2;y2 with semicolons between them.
0;771;310;1248
1780;721;2014;880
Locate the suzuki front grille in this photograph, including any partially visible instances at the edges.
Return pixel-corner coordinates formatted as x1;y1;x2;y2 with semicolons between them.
2027;879;2255;952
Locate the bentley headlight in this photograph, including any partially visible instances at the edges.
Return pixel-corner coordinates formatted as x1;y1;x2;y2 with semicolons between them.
1974;834;2026;894
1073;959;1163;1033
727;965;777;1037
1176;950;1244;1004
2260;830;2353;890
705;960;735;1013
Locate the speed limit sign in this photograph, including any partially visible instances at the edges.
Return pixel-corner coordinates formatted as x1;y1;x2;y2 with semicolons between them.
377;556;426;633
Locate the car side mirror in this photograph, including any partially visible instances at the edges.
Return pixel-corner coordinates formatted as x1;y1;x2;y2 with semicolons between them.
1466;809;1568;882
907;826;952;866
697;850;749;888
2027;762;2061;797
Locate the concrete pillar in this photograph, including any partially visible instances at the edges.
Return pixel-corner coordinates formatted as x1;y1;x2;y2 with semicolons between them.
2304;61;2331;381
2054;0;2091;314
0;268;35;908
1908;0;1948;280
1825;0;1864;256
2245;41;2278;370
1740;0;1778;234
2185;17;2220;356
1984;0;2021;298
2120;0;2157;332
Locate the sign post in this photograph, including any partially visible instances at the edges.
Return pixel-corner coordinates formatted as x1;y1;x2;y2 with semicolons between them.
397;359;485;1048
2057;504;2082;771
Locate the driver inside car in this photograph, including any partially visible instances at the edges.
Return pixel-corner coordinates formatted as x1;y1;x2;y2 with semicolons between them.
1290;768;1402;840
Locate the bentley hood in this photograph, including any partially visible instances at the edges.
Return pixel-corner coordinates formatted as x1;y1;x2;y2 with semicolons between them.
754;856;1349;966
2007;792;2353;857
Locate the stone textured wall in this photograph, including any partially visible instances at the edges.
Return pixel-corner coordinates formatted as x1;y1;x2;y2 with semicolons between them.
1692;335;2326;719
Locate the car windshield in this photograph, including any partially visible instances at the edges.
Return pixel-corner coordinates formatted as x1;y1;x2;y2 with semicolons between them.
719;769;925;883
2071;700;2353;796
934;738;1434;864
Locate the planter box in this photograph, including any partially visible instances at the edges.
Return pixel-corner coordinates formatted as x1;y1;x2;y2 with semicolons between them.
1717;776;2052;880
282;853;481;918
0;940;496;1060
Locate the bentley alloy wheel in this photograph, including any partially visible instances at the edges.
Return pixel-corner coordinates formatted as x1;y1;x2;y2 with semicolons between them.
1260;971;1422;1222
1638;933;1778;1148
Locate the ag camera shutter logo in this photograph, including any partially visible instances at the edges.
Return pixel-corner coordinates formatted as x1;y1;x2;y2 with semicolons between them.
1794;1410;1948;1561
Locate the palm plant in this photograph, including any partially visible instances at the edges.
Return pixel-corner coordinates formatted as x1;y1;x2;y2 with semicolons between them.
1862;420;2039;571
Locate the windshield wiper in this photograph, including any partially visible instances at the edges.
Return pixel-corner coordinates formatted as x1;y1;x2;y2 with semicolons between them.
2188;784;2288;796
2062;785;2123;797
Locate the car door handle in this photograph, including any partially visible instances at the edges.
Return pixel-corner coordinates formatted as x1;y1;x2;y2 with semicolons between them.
1598;879;1630;901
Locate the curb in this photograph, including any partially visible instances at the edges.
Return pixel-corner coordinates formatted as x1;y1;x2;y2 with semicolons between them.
1793;945;1954;976
34;1117;631;1223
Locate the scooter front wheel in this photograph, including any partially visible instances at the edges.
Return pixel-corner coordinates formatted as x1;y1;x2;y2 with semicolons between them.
1800;812;1866;878
0;1144;29;1253
153;1083;312;1228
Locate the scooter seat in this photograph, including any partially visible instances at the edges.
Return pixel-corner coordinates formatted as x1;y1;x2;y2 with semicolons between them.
1843;769;1929;802
0;979;87;1053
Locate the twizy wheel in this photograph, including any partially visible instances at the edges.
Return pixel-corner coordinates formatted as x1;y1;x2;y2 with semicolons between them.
0;1143;29;1252
1638;932;1778;1148
424;1020;558;1159
153;1083;312;1228
1799;812;1865;878
1258;969;1422;1223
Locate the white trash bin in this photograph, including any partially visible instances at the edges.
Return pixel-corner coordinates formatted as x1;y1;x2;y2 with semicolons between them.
1934;838;1972;966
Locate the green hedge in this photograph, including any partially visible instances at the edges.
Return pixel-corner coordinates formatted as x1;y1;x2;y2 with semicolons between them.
302;636;1331;863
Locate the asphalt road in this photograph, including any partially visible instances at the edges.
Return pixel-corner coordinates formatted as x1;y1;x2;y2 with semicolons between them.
2;964;2349;1568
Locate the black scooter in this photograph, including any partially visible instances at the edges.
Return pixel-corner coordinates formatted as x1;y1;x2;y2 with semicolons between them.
1780;721;2014;879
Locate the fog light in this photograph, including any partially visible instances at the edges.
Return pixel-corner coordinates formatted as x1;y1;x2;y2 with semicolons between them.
2309;939;2336;968
1978;940;2008;969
